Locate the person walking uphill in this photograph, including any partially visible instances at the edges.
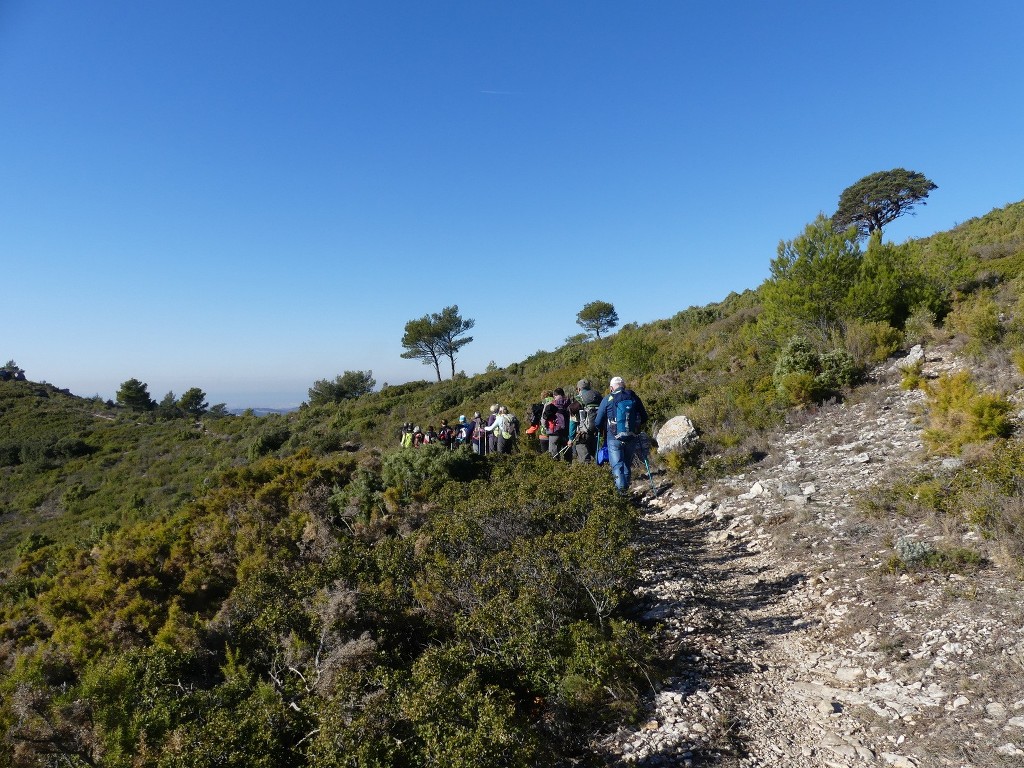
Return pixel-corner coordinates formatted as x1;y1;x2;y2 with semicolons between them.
570;378;602;463
543;388;571;460
593;376;649;493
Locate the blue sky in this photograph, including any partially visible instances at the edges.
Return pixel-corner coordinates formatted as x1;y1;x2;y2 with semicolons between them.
3;2;1022;408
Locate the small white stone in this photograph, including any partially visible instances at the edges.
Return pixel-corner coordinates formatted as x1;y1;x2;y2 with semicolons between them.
987;702;1008;720
880;753;917;768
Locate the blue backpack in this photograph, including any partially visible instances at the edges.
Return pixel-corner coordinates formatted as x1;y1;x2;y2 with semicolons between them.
612;391;641;438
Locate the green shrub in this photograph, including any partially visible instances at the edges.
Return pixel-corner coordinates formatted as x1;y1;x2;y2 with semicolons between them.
922;371;1014;454
899;358;926;390
887;537;983;574
816;348;857;391
945;292;1003;356
904;304;939;345
776;372;820;407
843;319;903;367
773;336;854;405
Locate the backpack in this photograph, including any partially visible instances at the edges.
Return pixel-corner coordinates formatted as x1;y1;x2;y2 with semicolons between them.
525;403;542;427
543;398;568;435
612;391;642;438
576;404;599;439
502;414;519;440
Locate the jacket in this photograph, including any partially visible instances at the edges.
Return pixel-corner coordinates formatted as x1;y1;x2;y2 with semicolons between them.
594;388;648;438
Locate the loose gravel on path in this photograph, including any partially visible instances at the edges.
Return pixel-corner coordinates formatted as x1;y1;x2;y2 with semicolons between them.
598;348;1024;768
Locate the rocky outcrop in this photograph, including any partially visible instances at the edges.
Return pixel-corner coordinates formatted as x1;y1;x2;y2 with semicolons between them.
656;415;699;455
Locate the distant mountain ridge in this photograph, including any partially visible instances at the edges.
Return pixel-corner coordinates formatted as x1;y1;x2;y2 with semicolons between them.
227;406;298;417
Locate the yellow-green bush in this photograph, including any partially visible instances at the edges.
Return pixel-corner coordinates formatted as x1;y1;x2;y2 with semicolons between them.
903;304;940;345
945;292;1003;356
843;319;903;367
922;371;1014;454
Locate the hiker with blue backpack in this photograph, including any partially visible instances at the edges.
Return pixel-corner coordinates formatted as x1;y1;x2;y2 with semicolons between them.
593;376;649;493
455;415;474;447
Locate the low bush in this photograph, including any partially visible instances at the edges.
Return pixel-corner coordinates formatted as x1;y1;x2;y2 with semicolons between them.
886;537;983;574
844;319;903;367
922;371;1014;454
945;292;1003;356
773;337;856;406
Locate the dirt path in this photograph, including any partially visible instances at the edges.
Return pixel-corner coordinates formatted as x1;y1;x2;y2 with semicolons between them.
599;349;1024;767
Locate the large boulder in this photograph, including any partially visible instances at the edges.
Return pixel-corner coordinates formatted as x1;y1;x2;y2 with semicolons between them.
656;415;699;455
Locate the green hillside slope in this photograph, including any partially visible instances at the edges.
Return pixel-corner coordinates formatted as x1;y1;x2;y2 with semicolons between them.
2;199;1024;765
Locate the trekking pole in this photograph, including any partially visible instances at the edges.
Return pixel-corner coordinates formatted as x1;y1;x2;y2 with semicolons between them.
640;433;656;493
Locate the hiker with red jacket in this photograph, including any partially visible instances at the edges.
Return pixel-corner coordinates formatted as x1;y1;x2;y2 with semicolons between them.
542;387;571;460
593;376;648;492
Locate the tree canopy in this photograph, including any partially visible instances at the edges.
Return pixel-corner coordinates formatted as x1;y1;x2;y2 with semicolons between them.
400;306;474;380
576;300;619;339
832;168;937;238
434;305;475;378
760;215;863;340
308;370;376;405
177;387;209;418
116;378;155;412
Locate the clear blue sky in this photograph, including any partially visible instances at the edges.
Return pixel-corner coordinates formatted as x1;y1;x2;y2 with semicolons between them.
4;2;1022;408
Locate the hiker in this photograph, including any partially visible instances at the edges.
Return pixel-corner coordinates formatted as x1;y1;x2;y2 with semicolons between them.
400;422;414;449
543;388;571;460
412;425;425;448
485;404;499;454
593;376;649;492
424;425;438;445
484;405;516;454
471;411;485;454
537;390;554;455
569;378;602;463
455;415;473;447
438;419;454;450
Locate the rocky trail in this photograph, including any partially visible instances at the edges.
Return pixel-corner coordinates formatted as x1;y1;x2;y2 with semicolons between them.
599;347;1024;768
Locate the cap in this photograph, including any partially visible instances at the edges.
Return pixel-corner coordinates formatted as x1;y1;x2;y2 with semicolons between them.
609;376;624;390
577;379;591;390
459;415;467;422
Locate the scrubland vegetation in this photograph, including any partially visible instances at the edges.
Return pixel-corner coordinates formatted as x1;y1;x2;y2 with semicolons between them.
3;198;1024;765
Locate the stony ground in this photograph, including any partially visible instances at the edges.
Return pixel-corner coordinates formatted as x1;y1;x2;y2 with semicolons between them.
598;347;1024;768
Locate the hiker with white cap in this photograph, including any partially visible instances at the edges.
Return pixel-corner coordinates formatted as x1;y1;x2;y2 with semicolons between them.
593;376;649;492
455;415;474;447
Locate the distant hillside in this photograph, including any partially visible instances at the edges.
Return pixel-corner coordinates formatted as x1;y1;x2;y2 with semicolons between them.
227;406;298;417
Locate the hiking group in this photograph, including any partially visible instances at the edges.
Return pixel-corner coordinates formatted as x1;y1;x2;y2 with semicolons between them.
400;376;649;493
